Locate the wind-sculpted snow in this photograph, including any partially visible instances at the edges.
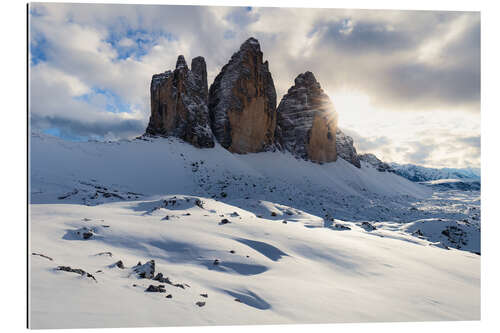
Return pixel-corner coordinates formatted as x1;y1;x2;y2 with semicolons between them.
29;132;480;328
30;196;479;328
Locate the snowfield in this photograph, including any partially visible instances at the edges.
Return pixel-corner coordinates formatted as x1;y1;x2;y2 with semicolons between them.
29;133;480;328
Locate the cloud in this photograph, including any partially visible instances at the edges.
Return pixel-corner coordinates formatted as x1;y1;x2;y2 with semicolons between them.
28;3;480;168
457;135;481;149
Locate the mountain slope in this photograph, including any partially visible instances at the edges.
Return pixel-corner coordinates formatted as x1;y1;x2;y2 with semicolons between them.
29;133;480;328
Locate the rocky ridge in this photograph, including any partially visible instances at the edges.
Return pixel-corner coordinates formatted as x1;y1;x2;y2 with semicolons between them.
359;153;395;172
335;129;361;168
144;37;392;169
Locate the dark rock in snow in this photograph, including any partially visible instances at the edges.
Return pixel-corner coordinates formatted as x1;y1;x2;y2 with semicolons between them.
145;284;166;293
145;55;214;148
56;266;97;282
332;223;351;231
82;232;93;240
213;259;220;265
209;37;277;153
196;301;206;307
360;222;377;231
275;71;338;163
195;199;204;208
32;252;53;261
441;226;468;249
165;294;173;298
133;260;155;279
114;260;125;269
219;218;231;225
152;273;171;284
412;229;425;237
200;293;208;298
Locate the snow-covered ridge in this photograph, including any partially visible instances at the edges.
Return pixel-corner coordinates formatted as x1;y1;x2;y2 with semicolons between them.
391;163;481;182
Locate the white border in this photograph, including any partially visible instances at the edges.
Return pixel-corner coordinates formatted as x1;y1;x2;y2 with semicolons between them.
2;0;498;332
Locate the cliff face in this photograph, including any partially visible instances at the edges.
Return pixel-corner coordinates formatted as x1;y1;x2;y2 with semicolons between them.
208;38;277;154
275;72;338;163
336;129;361;168
145;55;214;148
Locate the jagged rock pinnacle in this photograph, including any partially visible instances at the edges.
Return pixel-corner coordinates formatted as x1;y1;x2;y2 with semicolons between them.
175;55;188;69
145;56;214;148
208;37;276;153
275;72;338;163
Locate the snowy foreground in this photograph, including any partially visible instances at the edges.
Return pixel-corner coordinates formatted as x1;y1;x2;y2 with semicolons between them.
29;133;480;328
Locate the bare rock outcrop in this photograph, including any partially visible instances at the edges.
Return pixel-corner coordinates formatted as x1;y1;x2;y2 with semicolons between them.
145;55;214;148
275;71;338;163
336;129;361;168
359;153;395;172
208;37;277;153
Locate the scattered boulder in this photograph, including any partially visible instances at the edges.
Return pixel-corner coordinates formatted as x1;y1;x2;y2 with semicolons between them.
200;293;208;298
82;231;93;240
360;222;377;232
332;223;351;231
145;284;166;293
32;252;53;261
196;301;206;307
213;259;220;265
219;218;231;225
209;37;277;153
165;294;173;298
66;226;98;240
114;260;125;269
412;229;425;237
195;199;204;208
152;273;171;284
56;266;96;282
133;260;155;279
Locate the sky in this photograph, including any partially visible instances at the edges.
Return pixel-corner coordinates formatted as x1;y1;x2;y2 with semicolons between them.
28;3;480;169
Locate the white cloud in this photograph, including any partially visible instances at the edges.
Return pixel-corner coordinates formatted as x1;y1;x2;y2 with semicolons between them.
28;3;480;168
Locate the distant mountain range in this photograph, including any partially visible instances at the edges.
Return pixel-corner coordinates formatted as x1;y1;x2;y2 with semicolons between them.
390;163;480;182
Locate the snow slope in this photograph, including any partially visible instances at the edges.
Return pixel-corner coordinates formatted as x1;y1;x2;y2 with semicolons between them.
29;133;481;328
